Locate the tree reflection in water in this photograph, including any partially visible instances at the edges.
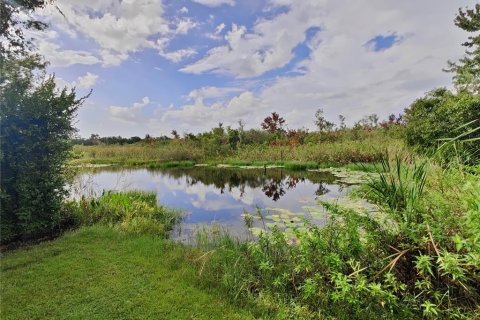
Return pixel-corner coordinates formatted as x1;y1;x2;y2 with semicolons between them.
315;183;330;197
152;166;338;201
262;181;286;201
262;175;302;201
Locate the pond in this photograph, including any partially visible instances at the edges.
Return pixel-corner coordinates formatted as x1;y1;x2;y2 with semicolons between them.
72;166;365;241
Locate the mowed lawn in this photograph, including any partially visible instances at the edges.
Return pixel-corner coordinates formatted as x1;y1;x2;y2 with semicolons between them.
0;226;256;320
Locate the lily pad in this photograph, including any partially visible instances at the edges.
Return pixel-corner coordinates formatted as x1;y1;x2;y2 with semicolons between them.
266;222;284;229
249;227;265;236
265;214;282;221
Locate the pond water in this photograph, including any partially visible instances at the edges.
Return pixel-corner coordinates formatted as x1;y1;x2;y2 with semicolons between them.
72;166;360;241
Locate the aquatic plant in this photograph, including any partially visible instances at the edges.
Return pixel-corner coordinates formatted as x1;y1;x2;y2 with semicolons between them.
365;154;427;225
72;191;180;238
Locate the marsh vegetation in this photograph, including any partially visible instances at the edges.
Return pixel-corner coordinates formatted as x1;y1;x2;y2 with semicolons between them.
1;2;479;320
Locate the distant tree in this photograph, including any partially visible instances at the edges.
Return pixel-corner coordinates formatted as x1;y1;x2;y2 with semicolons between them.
212;123;225;137
314;108;334;132
171;130;180;139
237;119;246;146
354;114;380;129
144;134;153;144
446;4;480;93
184;132;196;141
130;136;142;143
368;114;379;127
89;133;100;145
338;114;346;130
380;114;404;129
286;128;308;147
261;112;286;134
227;127;240;150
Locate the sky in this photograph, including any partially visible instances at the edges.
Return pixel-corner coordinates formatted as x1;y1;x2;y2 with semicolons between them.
32;0;474;138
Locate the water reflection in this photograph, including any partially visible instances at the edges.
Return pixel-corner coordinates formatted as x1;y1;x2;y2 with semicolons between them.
150;167;337;201
72;166;350;239
315;183;330;197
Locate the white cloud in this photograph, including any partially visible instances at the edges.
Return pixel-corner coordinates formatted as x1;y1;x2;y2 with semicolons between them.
77;72;99;89
174;18;198;35
155;36;196;63
38;0;196;67
54;72;99;90
179;6;189;14
71;0;473;137
214;23;226;35
100;50;129;67
175;0;472;130
160;91;261;130
181;2;321;78
109;96;150;123
191;0;235;7
160;49;197;63
187;86;243;102
206;23;226;40
33;30;100;67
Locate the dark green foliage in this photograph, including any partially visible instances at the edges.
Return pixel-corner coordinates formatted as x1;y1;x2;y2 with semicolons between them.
0;58;85;243
404;89;480;164
73;135;144;145
446;4;480;94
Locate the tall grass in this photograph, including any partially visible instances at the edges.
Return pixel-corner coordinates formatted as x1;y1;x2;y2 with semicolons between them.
366;155;427;225
72;134;403;167
436;120;480;166
70;191;181;238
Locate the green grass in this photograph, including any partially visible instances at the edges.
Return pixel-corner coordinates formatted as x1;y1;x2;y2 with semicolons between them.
0;226;259;320
70;191;180;238
71;132;404;170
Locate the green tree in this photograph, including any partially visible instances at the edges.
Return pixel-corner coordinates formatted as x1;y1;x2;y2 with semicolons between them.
446;4;480;93
0;58;86;243
171;130;180;139
338;114;346;130
314;108;334;132
227;127;240;150
404;88;480;164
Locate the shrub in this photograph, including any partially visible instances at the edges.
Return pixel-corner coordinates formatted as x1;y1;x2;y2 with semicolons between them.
404;89;480;164
0;58;85;244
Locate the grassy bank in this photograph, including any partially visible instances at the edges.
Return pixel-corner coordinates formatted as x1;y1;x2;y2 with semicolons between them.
0;226;259;320
71;132;403;169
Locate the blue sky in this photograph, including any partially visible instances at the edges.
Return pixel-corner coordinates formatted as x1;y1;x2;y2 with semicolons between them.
34;0;472;137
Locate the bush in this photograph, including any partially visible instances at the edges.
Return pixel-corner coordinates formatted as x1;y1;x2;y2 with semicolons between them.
404;89;480;164
0;58;85;244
